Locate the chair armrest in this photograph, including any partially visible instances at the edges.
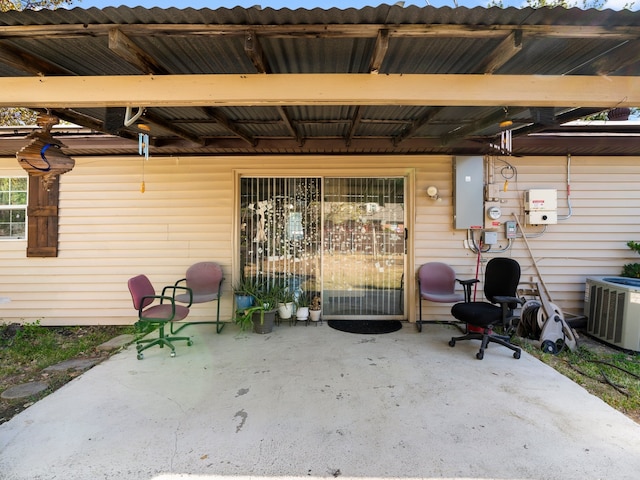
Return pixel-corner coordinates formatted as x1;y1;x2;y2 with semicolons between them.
174;277;187;287
457;278;479;302
162;285;193;307
493;295;524;305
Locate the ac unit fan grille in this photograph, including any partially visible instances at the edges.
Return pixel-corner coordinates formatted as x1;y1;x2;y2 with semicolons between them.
587;285;625;344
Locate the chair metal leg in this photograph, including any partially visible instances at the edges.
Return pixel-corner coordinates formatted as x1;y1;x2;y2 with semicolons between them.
136;324;193;360
170;300;226;334
449;327;521;360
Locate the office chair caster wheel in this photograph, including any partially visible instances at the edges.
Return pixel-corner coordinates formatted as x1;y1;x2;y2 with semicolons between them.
170;351;176;358
476;351;484;360
187;340;193;346
513;350;521;359
448;339;456;347
137;353;144;360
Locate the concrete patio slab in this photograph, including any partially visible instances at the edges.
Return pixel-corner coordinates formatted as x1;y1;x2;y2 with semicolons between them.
1;322;639;480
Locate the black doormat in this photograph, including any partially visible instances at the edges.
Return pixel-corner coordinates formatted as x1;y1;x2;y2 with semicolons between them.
328;320;402;334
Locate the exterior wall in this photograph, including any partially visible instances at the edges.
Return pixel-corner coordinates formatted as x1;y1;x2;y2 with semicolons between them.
0;154;639;326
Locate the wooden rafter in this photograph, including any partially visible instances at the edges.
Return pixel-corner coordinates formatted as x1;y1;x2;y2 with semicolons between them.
393;107;444;146
244;30;271;74
201;107;256;146
108;28;169;75
346;106;363;147
369;29;389;74
475;30;523;74
440;107;529;146
142;111;205;145
0;41;73;76
276;106;302;146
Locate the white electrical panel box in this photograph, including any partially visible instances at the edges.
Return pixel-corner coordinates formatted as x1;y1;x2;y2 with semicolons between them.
525;189;557;211
525;189;557;225
526;210;558;225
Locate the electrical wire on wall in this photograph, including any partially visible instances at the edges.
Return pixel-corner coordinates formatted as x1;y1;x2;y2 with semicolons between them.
558;153;573;221
466;229;513;254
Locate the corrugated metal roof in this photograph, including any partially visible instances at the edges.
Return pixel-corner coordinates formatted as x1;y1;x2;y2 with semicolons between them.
0;5;638;156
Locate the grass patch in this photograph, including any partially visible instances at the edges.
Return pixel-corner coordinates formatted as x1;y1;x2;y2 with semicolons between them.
0;322;134;424
518;339;640;423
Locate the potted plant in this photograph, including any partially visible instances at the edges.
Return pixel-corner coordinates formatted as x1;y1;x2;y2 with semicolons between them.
275;282;296;320
295;291;310;321
309;293;321;322
235;280;278;334
233;276;257;310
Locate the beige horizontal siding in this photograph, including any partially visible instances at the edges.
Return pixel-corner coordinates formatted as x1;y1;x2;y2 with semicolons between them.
1;154;639;326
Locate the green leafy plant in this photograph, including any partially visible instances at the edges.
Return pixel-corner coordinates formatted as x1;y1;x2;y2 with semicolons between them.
274;281;296;305
622;241;640;278
232;276;258;297
234;280;278;330
295;291;310;308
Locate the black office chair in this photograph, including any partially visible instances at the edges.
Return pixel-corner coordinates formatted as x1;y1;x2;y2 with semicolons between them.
448;257;523;360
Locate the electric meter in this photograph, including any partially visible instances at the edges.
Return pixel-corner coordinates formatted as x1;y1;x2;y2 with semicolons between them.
484;203;502;230
487;206;502;220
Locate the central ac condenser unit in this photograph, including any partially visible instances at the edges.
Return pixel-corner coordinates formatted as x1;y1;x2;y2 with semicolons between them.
584;276;640;353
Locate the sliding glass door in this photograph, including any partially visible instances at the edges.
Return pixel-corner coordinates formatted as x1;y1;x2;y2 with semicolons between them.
239;176;405;319
322;178;405;319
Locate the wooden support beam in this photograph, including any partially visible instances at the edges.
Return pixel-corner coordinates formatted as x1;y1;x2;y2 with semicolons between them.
1;74;638;108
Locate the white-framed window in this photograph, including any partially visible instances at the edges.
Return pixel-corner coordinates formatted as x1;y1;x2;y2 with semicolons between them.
0;177;27;239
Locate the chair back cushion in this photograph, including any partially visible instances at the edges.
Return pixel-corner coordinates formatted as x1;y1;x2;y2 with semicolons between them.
128;274;155;310
185;262;222;303
419;262;457;295
484;258;521;305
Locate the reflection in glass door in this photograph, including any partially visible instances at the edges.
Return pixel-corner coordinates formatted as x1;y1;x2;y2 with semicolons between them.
239;176;405;320
323;178;405;319
239;177;321;303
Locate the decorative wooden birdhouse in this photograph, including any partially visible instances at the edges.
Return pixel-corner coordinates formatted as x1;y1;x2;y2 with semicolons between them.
16;114;75;191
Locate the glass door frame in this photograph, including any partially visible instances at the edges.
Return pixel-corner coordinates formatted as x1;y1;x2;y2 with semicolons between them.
233;167;415;322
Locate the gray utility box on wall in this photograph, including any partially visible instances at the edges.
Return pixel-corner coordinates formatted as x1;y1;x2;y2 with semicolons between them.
453;156;484;229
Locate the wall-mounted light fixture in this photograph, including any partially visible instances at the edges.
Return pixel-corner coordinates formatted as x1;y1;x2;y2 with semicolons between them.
427;185;441;201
